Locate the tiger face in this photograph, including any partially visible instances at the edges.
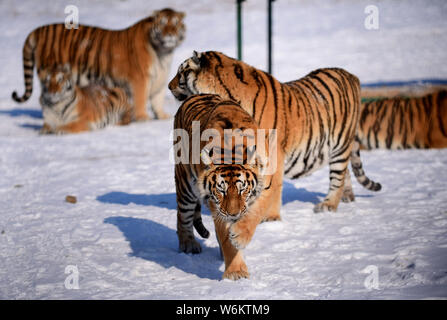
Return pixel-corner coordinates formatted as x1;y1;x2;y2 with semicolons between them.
149;8;186;52
39;64;74;107
168;51;242;101
198;149;265;222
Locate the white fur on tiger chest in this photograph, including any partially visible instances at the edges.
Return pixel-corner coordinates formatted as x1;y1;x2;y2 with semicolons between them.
148;52;173;97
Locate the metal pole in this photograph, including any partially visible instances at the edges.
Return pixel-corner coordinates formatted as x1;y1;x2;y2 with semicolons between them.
267;0;275;74
237;0;245;60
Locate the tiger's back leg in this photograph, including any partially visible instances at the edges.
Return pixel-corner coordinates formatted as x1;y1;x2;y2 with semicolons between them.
131;77;151;121
262;160;284;222
150;86;171;120
341;169;355;203
175;165;208;254
314;147;352;213
176;200;202;254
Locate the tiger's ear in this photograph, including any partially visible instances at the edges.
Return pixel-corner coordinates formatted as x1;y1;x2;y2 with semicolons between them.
201;148;215;169
192;50;201;65
193;51;209;70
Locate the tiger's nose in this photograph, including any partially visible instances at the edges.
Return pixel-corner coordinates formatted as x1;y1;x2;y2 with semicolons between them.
168;79;174;90
224;190;241;216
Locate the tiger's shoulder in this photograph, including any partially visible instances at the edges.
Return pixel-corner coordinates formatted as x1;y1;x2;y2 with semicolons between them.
175;94;258;133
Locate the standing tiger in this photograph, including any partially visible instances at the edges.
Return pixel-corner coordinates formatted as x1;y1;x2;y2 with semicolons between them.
39;64;132;134
12;8;185;120
358;90;447;149
174;94;273;280
169;51;381;217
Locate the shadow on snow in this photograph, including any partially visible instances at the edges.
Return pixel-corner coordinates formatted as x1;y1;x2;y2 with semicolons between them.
97;191;177;210
104;216;222;280
0;108;42;119
282;180;326;205
97;182;329;212
100;183;370;280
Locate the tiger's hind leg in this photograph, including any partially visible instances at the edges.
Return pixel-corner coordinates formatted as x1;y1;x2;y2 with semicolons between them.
314;153;351;213
177;200;204;254
262;170;284;222
263;187;282;222
176;167;208;254
132;78;151;121
341;170;355;203
150;86;171;120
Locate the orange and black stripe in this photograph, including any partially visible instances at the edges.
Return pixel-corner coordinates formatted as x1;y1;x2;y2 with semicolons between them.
358;90;447;149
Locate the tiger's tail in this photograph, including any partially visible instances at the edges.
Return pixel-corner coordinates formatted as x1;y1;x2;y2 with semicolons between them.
193;203;210;239
350;137;382;191
12;32;36;103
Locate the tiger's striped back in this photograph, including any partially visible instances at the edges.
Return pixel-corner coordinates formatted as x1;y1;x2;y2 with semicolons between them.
358;90;447;149
13;22;140;102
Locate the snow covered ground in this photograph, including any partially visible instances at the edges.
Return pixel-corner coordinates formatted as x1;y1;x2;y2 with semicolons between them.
0;0;446;299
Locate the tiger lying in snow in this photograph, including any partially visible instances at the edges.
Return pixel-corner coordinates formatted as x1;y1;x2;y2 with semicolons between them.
39;65;132;134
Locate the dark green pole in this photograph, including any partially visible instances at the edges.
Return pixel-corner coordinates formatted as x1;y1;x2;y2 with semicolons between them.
237;0;245;60
268;0;275;74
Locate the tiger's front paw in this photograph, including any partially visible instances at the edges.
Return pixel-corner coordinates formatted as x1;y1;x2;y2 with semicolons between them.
223;264;249;281
262;212;281;222
313;201;338;213
154;111;171;120
39;124;54;135
229;222;253;250
135;114;151;122
179;238;202;254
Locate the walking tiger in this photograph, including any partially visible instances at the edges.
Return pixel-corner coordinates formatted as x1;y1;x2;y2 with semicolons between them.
174;93;274;280
169;51;381;217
